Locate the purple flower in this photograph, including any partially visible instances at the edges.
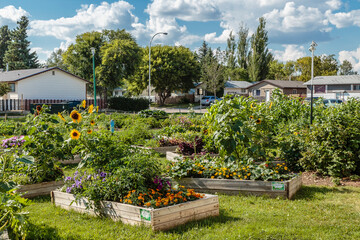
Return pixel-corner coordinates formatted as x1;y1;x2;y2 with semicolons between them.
87;175;92;180
65;176;72;182
66;187;72;193
100;172;107;178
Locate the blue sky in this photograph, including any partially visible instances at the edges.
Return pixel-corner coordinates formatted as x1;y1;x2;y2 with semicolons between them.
0;0;360;71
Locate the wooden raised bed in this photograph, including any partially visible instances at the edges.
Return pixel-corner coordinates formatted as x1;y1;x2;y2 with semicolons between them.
58;155;82;164
174;174;302;199
166;152;219;162
17;180;64;198
51;190;219;231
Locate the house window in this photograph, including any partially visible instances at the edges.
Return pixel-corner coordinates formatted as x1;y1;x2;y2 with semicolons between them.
52;71;55;75
241;88;246;93
314;85;326;93
292;89;297;94
354;85;360;90
253;90;260;96
9;83;15;92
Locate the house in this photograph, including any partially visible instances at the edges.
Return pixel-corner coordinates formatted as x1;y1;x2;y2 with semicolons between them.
247;80;307;102
224;81;254;96
303;75;360;100
0;67;88;100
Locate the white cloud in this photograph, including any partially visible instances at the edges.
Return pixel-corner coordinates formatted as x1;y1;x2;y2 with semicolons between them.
273;45;306;62
145;0;221;22
339;48;360;72
29;1;137;43
326;9;360;28
263;2;328;32
0;5;29;26
204;29;231;44
326;0;342;10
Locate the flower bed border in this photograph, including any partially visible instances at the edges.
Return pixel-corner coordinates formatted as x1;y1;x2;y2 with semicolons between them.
51;190;219;231
17;180;64;198
173;175;302;199
166;151;219;162
58;155;82;164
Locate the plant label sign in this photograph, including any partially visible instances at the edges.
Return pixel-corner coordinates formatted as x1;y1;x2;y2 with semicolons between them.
271;182;285;191
110;119;115;133
140;209;151;221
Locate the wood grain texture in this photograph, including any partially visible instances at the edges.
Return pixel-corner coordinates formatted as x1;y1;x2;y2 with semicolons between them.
17;181;64;198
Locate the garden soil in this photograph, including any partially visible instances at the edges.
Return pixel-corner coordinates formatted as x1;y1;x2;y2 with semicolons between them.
302;171;360;187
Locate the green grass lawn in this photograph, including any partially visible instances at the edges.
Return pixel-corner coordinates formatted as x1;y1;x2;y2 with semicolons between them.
24;185;360;240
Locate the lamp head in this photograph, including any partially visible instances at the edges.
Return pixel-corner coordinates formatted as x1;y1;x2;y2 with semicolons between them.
90;47;96;55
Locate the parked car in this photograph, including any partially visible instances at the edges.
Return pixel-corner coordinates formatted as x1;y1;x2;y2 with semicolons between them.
200;96;222;106
323;99;343;107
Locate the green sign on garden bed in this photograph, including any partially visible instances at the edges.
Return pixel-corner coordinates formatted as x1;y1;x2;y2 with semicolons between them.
140;209;151;221
271;182;285;191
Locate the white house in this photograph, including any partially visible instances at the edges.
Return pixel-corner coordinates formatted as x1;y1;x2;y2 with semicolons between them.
224;81;254;96
0;67;88;100
304;75;360;100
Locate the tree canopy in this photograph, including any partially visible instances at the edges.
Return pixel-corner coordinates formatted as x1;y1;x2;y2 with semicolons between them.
127;45;200;105
62;29;140;98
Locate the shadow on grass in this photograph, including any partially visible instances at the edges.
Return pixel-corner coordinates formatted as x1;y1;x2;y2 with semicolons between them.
293;185;355;200
164;208;241;233
25;222;66;240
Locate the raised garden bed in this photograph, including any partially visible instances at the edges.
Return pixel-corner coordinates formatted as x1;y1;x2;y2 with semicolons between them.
51;190;219;231
166;151;219;162
17;180;64;198
173;174;302;199
58;155;82;164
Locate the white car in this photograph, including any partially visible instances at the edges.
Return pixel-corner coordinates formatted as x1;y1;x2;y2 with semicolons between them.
200;96;222;106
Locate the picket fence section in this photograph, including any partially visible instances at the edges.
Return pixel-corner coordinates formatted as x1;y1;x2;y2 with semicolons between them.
0;99;106;111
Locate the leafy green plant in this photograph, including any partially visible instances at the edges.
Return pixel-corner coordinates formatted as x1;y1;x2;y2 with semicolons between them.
108;96;149;112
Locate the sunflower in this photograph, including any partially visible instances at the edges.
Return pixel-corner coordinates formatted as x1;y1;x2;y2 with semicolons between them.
96;106;99;113
90;120;95;126
87;129;93;134
269;102;273;109
58;112;66;122
36;105;42;112
70;129;81;140
70;110;82;123
256;119;261;124
249;116;254;119
81;100;86;108
88;104;94;114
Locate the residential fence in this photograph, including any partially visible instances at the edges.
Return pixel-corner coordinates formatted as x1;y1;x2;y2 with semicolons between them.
0;99;107;112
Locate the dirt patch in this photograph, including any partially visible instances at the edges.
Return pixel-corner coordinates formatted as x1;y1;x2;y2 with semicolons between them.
302;171;360;187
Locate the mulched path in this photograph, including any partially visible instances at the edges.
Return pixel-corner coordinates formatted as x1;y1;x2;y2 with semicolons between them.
302;171;360;187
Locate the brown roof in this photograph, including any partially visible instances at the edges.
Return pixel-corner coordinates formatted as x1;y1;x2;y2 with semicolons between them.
247;80;306;89
0;67;90;83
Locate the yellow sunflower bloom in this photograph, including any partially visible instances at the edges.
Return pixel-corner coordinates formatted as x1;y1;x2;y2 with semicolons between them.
90;120;95;126
269;102;273;109
81;100;86;108
88;104;94;114
87;129;93;134
96;106;99;113
70;129;81;140
256;119;261;124
249;115;254;120
70;110;82;123
58;112;66;122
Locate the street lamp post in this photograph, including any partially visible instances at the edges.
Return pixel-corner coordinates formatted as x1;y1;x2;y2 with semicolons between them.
149;32;168;103
90;47;97;107
309;41;317;125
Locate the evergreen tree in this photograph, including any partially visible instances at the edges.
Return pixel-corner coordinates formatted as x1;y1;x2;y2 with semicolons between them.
237;24;249;69
225;31;236;69
248;17;272;82
0;26;10;69
4;16;39;70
